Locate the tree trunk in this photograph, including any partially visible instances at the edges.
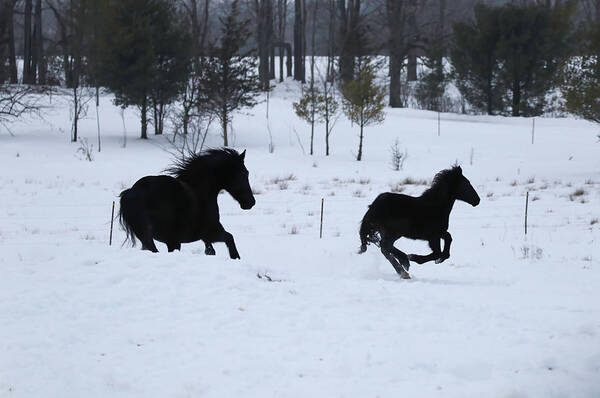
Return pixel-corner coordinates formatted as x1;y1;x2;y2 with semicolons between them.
222;105;228;146
327;0;336;82
222;117;228;146
512;78;520;117
309;0;317;155
277;0;287;82
293;0;305;82
8;3;17;83
141;97;148;139
286;43;292;77
406;8;417;82
72;86;78;142
258;0;273;90
338;0;361;83
279;47;284;82
486;75;493;115
34;0;44;84
407;49;417;81
357;122;364;161
270;44;275;79
159;103;164;134
153;100;159;135
325;105;330;156
435;0;446;76
389;53;403;107
23;0;33;84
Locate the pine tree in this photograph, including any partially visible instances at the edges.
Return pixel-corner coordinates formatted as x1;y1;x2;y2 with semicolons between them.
415;38;447;112
451;2;574;116
96;0;190;139
450;4;503;115
495;2;574;116
199;0;261;147
341;58;386;161
563;24;600;126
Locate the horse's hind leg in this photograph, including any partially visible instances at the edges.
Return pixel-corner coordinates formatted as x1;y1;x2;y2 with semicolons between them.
380;239;411;279
167;242;181;252
204;241;216;255
141;238;159;253
134;224;159;253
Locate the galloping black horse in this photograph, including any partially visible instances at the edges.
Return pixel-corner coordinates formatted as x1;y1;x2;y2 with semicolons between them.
359;166;480;279
119;148;255;258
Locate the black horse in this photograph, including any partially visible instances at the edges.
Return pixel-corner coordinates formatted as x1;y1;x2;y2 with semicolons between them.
119;148;255;258
359;166;480;279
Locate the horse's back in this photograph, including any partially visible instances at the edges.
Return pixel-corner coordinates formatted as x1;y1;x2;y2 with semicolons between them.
120;175;197;241
369;192;418;214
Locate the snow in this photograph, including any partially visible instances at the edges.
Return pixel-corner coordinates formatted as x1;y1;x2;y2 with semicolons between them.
1;81;599;397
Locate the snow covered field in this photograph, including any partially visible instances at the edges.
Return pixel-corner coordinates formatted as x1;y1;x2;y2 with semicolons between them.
1;82;599;397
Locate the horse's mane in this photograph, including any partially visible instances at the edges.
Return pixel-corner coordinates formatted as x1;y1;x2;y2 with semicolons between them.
420;166;462;199
166;148;240;180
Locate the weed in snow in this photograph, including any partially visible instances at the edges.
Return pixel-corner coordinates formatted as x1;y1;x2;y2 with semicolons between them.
569;188;586;201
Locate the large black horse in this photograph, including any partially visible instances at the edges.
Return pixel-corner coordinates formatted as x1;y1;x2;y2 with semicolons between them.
119;148;255;258
359;166;480;279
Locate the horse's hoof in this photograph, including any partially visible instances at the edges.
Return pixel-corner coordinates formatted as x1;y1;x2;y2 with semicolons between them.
205;247;216;255
401;272;411;280
435;255;448;264
358;245;367;254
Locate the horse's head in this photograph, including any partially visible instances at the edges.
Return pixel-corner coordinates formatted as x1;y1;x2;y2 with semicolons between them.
224;150;256;210
453;167;480;206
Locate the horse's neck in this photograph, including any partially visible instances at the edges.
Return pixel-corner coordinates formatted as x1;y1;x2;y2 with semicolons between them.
181;173;223;200
426;189;455;221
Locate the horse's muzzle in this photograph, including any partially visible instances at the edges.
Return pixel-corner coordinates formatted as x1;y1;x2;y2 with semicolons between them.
241;198;256;210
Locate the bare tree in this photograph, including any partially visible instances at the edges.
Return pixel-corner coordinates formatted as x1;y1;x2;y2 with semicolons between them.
255;0;274;90
0;85;50;132
23;0;33;83
385;0;422;107
293;0;305;82
337;0;362;83
276;0;289;82
70;85;94;142
0;0;18;83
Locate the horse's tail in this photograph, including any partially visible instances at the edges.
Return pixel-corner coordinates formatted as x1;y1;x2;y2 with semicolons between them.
119;188;137;247
359;205;380;254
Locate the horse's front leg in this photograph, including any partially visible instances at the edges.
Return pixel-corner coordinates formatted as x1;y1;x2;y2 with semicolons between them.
207;224;240;259
408;238;442;265
435;231;452;264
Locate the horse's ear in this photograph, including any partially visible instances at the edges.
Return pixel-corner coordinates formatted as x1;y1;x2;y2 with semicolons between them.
239;150;246;161
457;166;462;174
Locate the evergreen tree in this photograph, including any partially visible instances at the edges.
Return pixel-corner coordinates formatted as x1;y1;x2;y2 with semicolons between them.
451;2;574;116
563;24;600;126
495;2;575;117
450;4;503;115
341;58;386;161
415;38;447;112
200;0;261;146
96;0;190;139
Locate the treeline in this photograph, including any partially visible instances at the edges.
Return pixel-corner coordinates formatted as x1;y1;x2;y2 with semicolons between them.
0;0;599;144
